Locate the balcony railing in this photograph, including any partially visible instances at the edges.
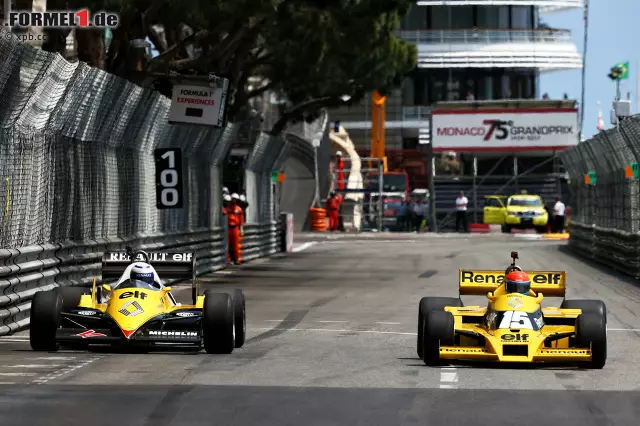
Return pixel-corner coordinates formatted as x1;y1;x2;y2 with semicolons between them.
402;106;432;121
415;0;584;13
398;29;574;44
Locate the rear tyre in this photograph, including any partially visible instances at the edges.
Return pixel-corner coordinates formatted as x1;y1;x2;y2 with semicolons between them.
422;310;455;366
575;310;607;369
30;289;62;352
233;289;246;348
417;297;462;359
561;299;607;323
536;226;547;234
202;291;235;354
501;225;511;233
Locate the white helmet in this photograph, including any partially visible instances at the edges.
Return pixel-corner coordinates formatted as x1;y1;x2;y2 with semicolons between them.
224;194;232;202
239;195;246;202
130;263;157;286
231;193;240;199
336;151;343;156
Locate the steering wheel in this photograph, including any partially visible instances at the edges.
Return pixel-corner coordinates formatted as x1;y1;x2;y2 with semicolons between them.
132;250;150;263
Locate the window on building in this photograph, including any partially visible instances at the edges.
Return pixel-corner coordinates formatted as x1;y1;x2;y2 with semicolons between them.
498;6;510;29
477;7;499;28
451;6;474;29
401;5;427;30
429;6;450;29
402;76;415;105
511;6;533;29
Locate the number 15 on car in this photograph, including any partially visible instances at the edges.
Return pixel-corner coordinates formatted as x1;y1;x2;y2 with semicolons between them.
154;148;184;209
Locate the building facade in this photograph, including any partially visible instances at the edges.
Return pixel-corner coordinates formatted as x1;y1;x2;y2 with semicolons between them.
329;1;583;153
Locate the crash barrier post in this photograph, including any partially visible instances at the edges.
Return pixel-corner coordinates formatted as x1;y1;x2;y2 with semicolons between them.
280;212;294;252
559;114;640;278
310;208;327;231
0;30;305;335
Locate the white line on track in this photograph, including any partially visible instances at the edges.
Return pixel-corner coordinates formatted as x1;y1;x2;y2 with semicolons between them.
317;320;348;323
250;327;416;336
34;357;76;361
439;367;458;389
0;382;16;384
7;365;62;369
376;322;402;325
0;372;37;377
214;270;233;275
292;242;317;252
0;339;29;343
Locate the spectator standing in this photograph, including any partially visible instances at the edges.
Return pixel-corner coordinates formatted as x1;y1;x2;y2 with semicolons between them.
413;200;426;232
553;197;566;233
455;191;469;232
397;201;409;231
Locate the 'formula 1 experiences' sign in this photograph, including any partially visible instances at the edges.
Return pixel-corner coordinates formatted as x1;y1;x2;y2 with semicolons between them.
431;109;578;151
168;78;229;127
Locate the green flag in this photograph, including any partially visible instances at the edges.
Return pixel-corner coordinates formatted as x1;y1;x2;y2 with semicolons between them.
614;62;629;80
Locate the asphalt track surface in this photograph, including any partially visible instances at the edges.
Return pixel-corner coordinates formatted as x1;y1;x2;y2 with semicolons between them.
2;232;640;425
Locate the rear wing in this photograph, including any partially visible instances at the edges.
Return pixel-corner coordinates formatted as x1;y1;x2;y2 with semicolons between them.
458;269;566;297
101;251;196;281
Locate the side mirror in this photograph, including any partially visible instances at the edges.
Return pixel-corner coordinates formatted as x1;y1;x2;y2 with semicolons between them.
536;292;544;302
487;291;495;301
102;284;112;293
163;286;172;293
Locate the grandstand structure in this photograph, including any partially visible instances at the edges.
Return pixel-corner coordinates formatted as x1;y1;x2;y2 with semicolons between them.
329;1;583;227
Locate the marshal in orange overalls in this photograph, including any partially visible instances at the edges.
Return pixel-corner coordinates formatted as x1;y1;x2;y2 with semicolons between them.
326;194;341;231
336;155;345;191
224;202;244;264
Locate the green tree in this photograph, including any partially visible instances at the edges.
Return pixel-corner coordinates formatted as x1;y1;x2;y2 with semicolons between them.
36;0;416;133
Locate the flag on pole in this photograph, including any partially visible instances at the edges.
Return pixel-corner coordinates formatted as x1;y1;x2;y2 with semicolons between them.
613;62;629;80
597;101;604;131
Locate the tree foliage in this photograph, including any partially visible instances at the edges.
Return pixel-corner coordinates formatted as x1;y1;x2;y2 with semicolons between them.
37;0;416;133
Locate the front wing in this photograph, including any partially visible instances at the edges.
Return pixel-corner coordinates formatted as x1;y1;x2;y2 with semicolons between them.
56;310;203;346
438;345;592;363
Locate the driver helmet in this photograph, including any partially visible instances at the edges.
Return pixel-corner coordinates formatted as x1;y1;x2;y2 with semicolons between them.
130;263;156;285
505;270;531;295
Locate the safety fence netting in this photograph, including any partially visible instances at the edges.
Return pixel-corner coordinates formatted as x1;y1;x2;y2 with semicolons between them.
0;30;321;334
559;115;640;276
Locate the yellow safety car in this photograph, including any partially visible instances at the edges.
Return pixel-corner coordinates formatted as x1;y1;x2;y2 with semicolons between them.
416;251;606;368
484;194;549;233
29;246;245;354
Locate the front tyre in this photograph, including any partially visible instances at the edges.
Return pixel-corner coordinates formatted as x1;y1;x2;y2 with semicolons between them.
562;299;607;323
576;311;607;369
417;297;462;359
202;291;235;354
422;310;455;366
30;289;62;352
233;289;246;348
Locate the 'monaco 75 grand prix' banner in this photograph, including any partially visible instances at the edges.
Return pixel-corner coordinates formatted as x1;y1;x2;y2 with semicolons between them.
431;108;579;152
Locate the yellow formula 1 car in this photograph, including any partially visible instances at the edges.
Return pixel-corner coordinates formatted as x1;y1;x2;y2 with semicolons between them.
416;251;607;368
29;246;245;354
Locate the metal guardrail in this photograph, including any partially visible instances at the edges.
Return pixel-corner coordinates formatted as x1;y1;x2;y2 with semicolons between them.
397;29;574;44
0;217;292;336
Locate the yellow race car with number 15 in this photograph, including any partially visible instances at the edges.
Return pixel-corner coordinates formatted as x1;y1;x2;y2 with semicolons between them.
417;251;607;368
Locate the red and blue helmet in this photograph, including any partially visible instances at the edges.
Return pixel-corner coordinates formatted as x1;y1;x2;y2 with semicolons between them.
505;270;531;295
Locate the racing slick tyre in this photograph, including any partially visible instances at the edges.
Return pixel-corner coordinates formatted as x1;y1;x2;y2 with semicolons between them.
575;310;607;369
202;291;235;354
422;310;455;366
59;287;88;311
417;297;462;359
501;225;511;233
30;289;62;352
561;299;607;323
233;289;246;348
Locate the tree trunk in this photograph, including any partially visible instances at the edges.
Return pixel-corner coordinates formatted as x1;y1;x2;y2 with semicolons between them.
75;29;105;69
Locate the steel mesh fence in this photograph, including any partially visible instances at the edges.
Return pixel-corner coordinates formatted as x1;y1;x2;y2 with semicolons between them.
0;29;245;248
560;115;640;275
